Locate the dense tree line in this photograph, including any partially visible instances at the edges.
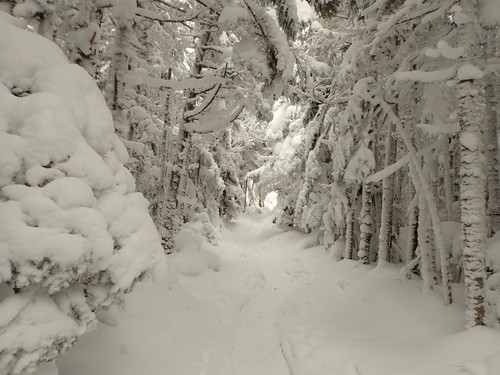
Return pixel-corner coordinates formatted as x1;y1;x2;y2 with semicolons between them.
259;0;500;329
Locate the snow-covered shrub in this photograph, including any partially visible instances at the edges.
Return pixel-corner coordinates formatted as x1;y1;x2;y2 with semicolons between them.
330;238;346;261
0;14;163;374
195;212;222;245
171;222;221;277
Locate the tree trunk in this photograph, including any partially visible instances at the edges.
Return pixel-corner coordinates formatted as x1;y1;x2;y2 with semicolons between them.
169;28;212;232
418;189;437;292
344;196;356;260
457;0;487;328
175;130;193;226
379;100;453;304
107;4;133;137
70;0;101;78
484;34;500;234
377;121;397;265
359;183;373;264
442;138;454;221
158;69;176;253
406;165;419;268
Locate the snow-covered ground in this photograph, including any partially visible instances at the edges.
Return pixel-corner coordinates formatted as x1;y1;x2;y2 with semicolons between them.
56;212;500;375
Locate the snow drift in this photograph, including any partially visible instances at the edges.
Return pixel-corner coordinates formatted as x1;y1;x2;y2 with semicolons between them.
0;12;163;374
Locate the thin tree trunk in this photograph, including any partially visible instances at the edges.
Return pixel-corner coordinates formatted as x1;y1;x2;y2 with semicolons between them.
406;165;419;268
344;196;356;260
70;0;101;78
379;100;453;304
377;121;397;265
359;183;373;264
170;28;212;231
175;131;193;225
158;69;176;253
107;4;133;137
442;138;454;221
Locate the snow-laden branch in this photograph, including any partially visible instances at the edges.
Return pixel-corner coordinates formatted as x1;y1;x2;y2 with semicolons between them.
417;123;459;134
184;103;244;133
364;140;439;183
184;83;223;120
395;65;457;82
125;70;226;90
425;40;465;60
369;1;449;54
240;0;294;82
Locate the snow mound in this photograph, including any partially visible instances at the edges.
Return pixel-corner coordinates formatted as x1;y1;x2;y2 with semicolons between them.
0;14;163;374
172;222;221;277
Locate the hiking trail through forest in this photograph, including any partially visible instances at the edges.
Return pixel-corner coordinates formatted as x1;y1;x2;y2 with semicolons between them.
56;212;500;375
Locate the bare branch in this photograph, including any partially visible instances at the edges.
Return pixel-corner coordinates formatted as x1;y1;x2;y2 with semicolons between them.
184;83;223;120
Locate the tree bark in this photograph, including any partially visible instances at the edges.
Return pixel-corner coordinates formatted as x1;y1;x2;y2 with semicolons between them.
484;33;500;234
344;196;356;260
158;69;176;253
406;165;419;268
418;188;437;292
457;0;487;328
377;121;397;265
107;6;133;137
359;183;373;264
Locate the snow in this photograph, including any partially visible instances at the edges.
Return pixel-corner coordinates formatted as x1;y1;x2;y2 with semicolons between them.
457;64;484;81
417;123;460;134
0;13;163;373
395;66;457;83
266;101;289;140
460;132;482;151
73;21;100;56
478;0;500;26
296;0;315;22
183;102;243;133
486;232;500;272
218;6;251;29
169;222;221;278
264;191;278;209
450;5;470;26
232;37;272;81
217;0;293;86
111;0;136;20
425;40;465;60
12;0;43;20
365;141;438;183
53;212;500;375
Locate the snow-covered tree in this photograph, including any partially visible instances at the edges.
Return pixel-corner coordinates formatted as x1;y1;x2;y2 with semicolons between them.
0;13;163;373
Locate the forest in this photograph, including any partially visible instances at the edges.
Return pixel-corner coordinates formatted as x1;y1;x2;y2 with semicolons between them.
1;0;500;374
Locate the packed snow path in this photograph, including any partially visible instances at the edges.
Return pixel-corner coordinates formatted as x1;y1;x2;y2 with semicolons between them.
57;212;500;375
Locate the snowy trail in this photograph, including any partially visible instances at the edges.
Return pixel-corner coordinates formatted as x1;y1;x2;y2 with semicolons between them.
209;217;309;375
57;212;500;375
57;212;319;375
